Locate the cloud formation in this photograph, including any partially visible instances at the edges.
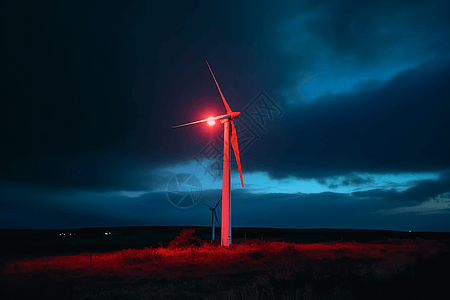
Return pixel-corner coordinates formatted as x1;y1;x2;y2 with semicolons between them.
352;172;450;203
243;58;450;181
1;0;450;230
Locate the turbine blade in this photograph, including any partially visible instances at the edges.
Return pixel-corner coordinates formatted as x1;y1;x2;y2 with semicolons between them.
205;59;232;114
172;114;230;129
214;197;221;209
216;114;231;120
230;120;244;187
214;211;219;225
200;200;213;209
172;118;209;128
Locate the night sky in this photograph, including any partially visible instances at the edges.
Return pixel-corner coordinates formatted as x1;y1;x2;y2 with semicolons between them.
1;0;449;231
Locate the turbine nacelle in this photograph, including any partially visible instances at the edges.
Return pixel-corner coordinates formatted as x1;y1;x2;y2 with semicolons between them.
220;112;241;123
230;111;241;120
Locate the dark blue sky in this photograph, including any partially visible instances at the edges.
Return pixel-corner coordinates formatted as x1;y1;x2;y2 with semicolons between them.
1;0;449;231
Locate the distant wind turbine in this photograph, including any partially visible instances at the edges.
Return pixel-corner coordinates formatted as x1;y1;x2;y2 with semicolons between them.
173;60;244;246
201;198;221;241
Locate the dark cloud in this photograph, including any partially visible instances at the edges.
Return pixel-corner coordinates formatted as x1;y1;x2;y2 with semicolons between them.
208;188;449;230
243;58;450;180
342;174;374;186
2;179;449;230
2;0;450;189
1;1;450;230
352;171;450;203
318;173;374;189
0;184;134;229
0;185;222;229
269;0;450;103
290;0;450;64
0;152;172;192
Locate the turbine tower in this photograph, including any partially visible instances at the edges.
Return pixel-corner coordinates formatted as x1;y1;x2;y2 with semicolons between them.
201;198;221;241
172;60;244;247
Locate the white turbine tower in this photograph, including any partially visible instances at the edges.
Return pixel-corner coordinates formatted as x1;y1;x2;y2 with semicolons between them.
173;60;244;247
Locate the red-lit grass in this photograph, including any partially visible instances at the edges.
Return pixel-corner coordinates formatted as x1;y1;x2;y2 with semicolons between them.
2;237;449;300
3;239;446;277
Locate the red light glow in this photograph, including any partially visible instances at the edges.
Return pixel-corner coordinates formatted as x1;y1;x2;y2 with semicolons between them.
207;117;215;126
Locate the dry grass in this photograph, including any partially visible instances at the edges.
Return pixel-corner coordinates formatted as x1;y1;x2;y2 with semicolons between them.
1;236;449;300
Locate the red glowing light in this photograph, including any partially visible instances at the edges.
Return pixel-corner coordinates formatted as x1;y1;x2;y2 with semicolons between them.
207;117;216;126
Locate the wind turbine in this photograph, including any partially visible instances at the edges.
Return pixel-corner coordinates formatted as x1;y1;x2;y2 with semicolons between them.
172;59;244;247
201;198;221;241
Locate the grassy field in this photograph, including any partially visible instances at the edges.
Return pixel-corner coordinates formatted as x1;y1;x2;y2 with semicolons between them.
1;227;449;299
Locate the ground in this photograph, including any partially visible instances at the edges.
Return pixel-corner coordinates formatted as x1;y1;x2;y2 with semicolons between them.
1;227;449;299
